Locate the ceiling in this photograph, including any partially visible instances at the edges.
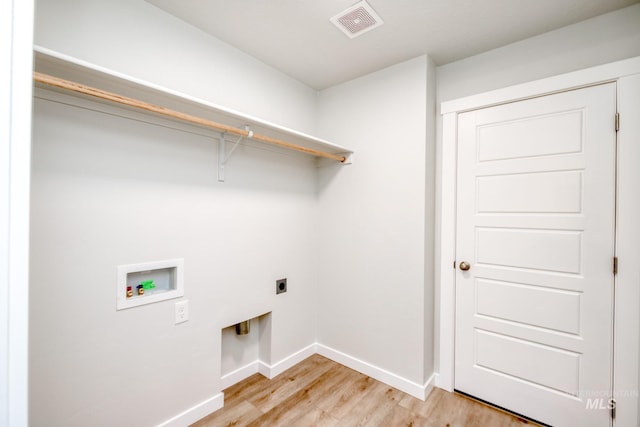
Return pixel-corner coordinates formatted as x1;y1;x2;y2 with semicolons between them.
145;0;639;90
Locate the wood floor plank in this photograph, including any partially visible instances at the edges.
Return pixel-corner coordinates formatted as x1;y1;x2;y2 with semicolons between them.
301;363;360;404
315;369;377;419
247;354;335;413
289;407;338;427
190;400;262;427
190;356;539;427
398;387;443;419
420;389;476;427
245;362;351;427
457;394;531;427
244;395;315;427
220;372;271;408
379;404;430;427
334;381;404;427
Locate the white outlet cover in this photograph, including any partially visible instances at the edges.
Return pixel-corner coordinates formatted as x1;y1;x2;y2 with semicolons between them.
175;300;189;324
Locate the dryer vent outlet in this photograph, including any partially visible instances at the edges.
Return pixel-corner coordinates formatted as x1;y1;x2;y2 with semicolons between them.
276;278;287;294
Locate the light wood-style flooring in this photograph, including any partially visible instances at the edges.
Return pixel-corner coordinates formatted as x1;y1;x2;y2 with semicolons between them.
191;354;536;427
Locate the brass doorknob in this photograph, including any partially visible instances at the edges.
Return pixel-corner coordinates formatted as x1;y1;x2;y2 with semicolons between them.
459;261;471;271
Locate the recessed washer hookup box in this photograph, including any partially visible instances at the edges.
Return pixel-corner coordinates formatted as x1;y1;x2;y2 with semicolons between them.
116;258;184;310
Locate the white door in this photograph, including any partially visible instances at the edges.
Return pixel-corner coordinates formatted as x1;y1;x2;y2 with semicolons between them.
455;83;617;427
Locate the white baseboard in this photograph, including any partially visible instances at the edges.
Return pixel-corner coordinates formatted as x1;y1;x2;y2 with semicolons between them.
221;343;317;390
258;360;271;378
260;343;317;379
220;361;260;390
434;372;453;391
157;392;224;427
316;343;434;400
424;373;436;399
162;342;436;426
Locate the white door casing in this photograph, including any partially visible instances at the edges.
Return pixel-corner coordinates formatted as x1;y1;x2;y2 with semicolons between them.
614;72;640;426
2;0;33;426
454;83;616;426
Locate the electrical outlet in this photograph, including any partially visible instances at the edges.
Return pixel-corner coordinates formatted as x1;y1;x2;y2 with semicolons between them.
175;300;189;324
276;278;287;294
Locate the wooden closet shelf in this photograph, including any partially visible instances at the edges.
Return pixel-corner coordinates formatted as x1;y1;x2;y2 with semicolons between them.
33;47;353;172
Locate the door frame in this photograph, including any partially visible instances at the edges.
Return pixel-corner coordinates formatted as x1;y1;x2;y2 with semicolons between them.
2;0;34;426
436;56;640;426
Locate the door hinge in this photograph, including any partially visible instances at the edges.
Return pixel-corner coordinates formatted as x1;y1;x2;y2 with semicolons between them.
615;113;620;132
613;257;618;275
610;398;617;419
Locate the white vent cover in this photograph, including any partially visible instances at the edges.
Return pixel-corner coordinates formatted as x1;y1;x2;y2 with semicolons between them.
330;1;384;39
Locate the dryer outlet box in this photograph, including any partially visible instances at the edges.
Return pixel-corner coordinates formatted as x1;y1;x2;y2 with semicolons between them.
276;278;287;294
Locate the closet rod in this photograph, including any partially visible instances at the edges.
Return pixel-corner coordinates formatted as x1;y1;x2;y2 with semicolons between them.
33;72;347;163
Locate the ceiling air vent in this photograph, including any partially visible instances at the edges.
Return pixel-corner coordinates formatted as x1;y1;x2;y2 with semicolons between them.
330;1;384;39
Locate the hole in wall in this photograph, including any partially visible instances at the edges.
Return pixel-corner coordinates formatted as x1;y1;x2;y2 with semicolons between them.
220;312;272;389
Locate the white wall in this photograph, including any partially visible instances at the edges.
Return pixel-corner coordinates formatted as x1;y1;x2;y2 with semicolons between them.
423;56;436;381
1;0;33;426
221;320;259;379
30;1;324;425
316;55;434;387
434;3;640;373
34;0;318;135
30;89;319;426
437;3;640;104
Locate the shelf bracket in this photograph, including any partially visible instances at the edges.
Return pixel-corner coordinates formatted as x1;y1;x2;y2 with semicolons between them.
218;126;253;182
